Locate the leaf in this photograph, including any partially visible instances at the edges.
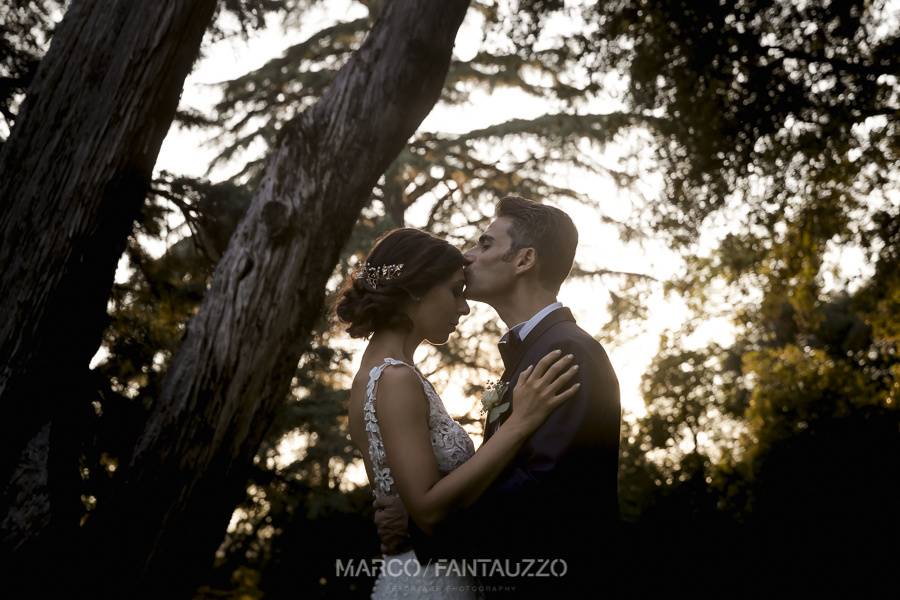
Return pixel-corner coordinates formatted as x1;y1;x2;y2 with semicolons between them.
487;402;510;423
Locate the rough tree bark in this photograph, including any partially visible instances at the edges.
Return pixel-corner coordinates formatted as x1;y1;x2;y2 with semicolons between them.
0;0;219;495
80;0;470;595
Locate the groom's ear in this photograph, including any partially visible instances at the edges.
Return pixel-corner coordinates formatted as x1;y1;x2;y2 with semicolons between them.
514;247;538;275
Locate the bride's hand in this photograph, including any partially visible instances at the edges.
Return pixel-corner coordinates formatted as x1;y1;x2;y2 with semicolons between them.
508;349;580;433
373;495;412;555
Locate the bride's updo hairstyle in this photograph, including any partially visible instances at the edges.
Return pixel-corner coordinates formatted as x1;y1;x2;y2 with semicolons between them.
334;228;466;339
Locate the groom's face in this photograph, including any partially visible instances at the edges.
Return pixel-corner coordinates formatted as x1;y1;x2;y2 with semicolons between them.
462;217;518;302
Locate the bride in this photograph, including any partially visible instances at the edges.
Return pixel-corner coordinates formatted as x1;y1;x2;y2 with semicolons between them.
335;228;580;599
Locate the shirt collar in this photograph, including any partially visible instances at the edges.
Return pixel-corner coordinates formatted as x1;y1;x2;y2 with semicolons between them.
500;301;564;343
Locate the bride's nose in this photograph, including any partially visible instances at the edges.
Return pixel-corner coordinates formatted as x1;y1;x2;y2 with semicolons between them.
459;301;470;316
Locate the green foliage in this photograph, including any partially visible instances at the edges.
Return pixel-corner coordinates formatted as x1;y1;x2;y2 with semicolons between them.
586;0;898;247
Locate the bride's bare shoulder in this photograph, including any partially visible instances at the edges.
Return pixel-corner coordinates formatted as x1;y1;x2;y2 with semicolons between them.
375;362;420;388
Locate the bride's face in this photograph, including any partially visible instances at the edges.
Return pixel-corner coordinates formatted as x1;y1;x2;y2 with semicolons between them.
408;267;470;344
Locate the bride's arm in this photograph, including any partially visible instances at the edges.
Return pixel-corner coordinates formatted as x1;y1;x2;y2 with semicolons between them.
376;350;578;535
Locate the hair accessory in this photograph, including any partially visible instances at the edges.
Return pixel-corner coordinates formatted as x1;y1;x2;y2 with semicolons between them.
353;262;404;289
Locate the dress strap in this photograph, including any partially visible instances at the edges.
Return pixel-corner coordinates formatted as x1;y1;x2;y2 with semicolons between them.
364;358;426;496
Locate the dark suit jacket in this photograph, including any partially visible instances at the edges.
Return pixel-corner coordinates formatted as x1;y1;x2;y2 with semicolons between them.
409;307;622;596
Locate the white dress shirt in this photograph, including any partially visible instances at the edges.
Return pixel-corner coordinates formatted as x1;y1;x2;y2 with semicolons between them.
500;301;564;343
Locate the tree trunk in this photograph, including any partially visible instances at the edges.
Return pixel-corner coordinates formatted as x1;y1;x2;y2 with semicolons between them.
0;0;218;491
80;0;470;595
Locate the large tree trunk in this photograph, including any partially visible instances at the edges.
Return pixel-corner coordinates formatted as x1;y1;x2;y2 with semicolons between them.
80;0;470;595
0;1;218;492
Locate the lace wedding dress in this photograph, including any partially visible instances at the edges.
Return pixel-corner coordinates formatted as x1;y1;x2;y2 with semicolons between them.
365;358;482;600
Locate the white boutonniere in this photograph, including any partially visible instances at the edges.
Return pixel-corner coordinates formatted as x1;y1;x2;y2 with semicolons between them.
480;380;510;424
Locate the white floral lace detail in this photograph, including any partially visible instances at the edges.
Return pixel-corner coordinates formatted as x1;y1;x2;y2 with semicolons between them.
364;358;475;498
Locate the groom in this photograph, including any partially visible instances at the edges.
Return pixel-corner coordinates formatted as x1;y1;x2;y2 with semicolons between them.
375;195;622;595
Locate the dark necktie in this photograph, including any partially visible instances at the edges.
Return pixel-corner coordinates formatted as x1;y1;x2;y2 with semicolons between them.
498;328;523;372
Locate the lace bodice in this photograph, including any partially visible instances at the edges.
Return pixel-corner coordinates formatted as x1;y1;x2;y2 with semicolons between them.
364;358;475;498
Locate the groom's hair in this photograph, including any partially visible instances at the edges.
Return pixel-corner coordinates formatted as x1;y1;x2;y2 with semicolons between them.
496;195;578;293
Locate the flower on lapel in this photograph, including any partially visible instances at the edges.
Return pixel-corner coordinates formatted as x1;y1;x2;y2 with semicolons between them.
480;380;510;424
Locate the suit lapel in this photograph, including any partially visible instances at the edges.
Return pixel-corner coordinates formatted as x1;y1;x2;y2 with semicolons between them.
485;307;577;439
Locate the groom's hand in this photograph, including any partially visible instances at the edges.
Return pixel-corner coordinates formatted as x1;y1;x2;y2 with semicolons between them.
373;495;412;555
